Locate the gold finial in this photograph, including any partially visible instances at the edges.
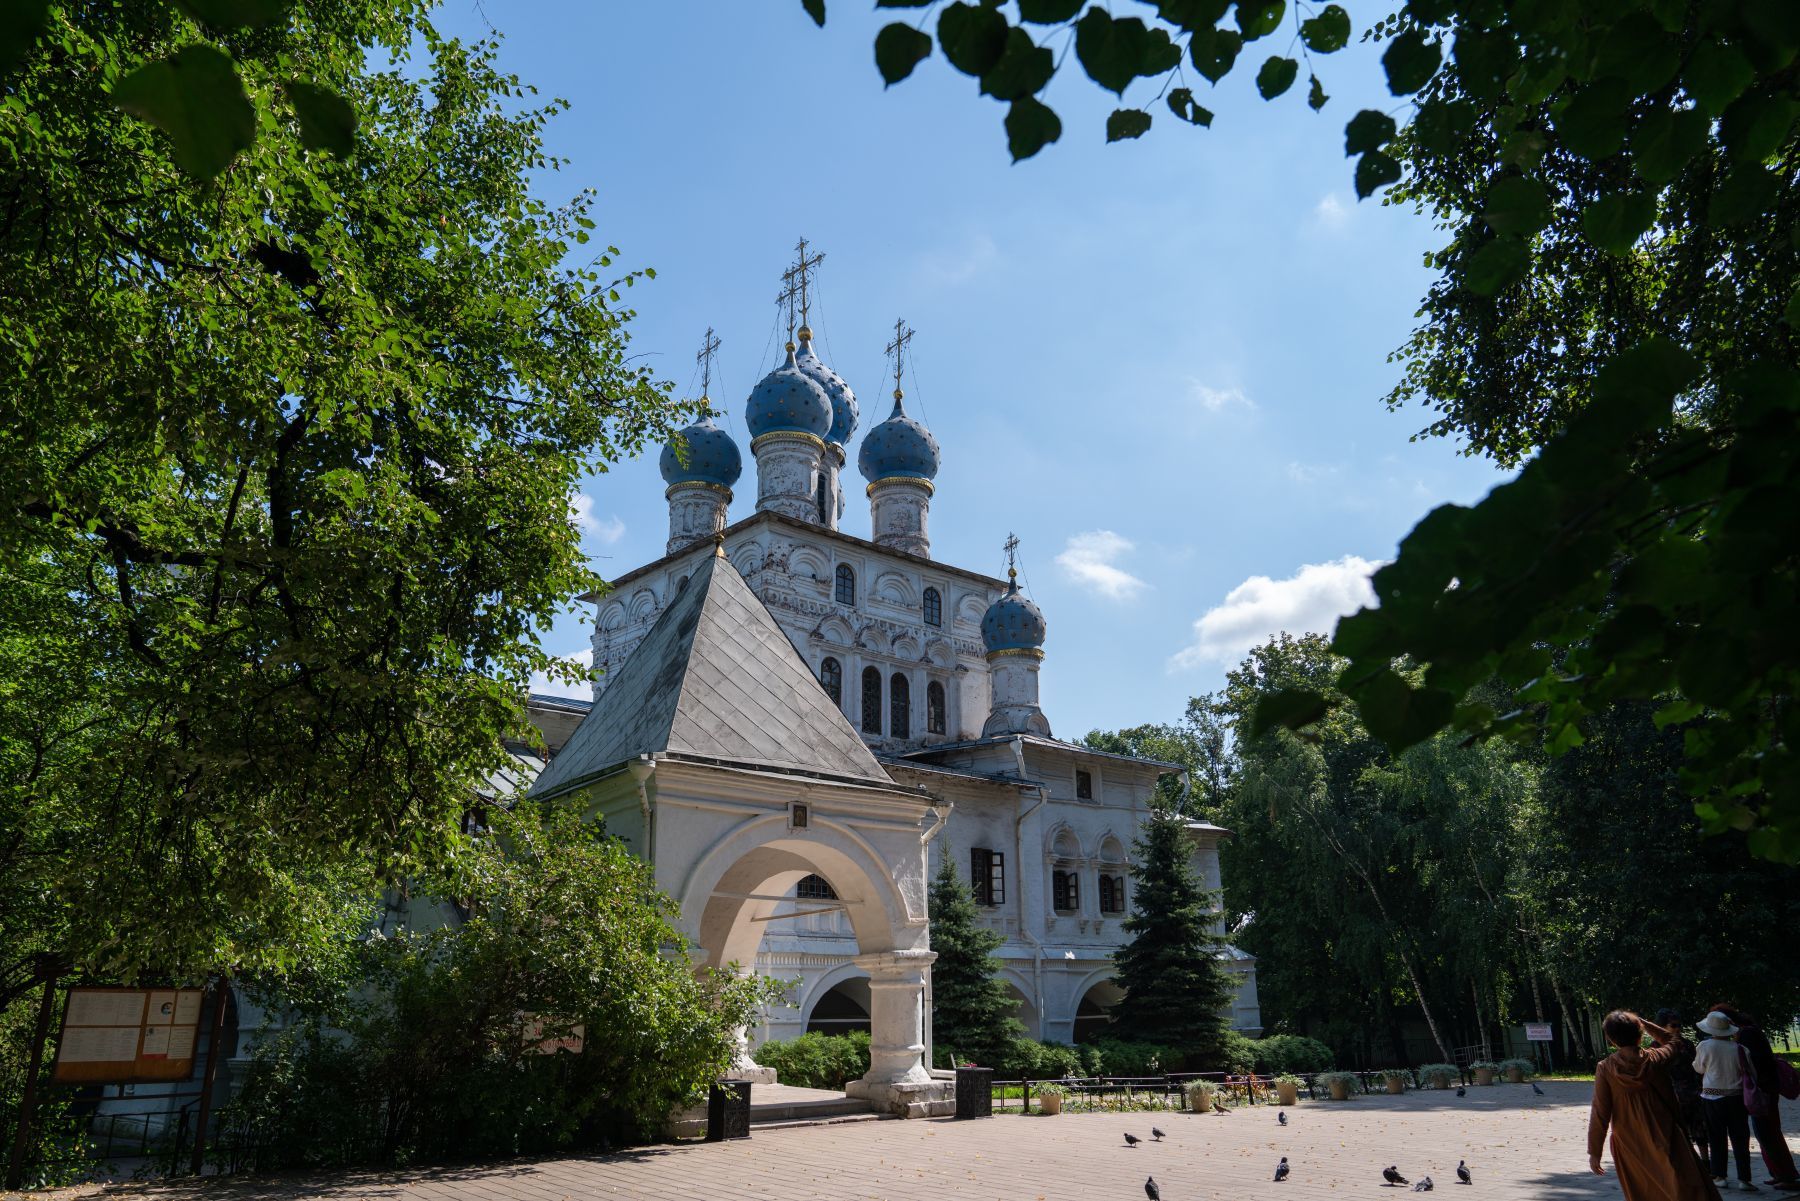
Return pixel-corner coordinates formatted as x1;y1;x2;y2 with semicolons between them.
695;326;721;404
884;317;914;403
714;532;727;559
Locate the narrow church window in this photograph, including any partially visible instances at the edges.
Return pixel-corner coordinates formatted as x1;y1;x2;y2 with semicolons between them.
926;680;946;735
1052;869;1081;914
970;848;1005;906
816;475;829;524
1075;769;1093;800
923;586;942;627
1099;874;1127;914
890;672;911;739
835;563;856;606
796;874;838;900
820;657;843;707
676;575;688;593
861;667;882;734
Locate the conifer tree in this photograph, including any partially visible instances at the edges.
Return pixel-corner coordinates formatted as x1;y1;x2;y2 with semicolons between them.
928;854;1024;1066
1110;807;1236;1064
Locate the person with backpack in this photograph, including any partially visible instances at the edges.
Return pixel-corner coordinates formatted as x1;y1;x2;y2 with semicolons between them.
1711;1003;1800;1192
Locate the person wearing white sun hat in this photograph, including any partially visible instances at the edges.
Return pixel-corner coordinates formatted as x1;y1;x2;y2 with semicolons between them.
1695;1010;1757;1191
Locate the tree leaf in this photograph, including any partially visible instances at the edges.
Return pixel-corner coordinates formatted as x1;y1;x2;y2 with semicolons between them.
1553;77;1632;160
1344;109;1395;156
111;45;255;181
1307;74;1328;111
173;0;290;30
875;22;934;86
1299;4;1350;53
1017;0;1084;21
1166;87;1214;127
1354;149;1400;197
1683;40;1754;116
1188;25;1242;83
1249;687;1329;739
1787;286;1800;329
980;27;1053;99
1235;0;1284;41
1075;8;1151;95
1106;107;1153;141
937;2;1009;77
1464;235;1528;294
0;0;51;74
1630;107;1707;184
1382;29;1441;96
800;0;826;26
1350;668;1456;752
1720;90;1800;165
1255;56;1298;99
286;80;356;156
1452;28;1515;102
1411;97;1475;154
1005;95;1062;160
1482;176;1551;237
1581;191;1657;255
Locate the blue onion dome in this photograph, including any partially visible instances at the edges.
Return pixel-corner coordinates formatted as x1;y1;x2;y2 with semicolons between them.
982;572;1047;654
857;391;940;482
794;330;859;447
659;413;742;488
745;345;832;440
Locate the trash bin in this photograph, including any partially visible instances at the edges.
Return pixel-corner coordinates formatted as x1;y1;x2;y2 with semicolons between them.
707;1079;752;1141
954;1066;994;1119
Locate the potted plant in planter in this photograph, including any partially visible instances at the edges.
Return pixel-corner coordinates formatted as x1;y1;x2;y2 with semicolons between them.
1274;1074;1304;1107
1500;1058;1535;1084
1317;1071;1359;1101
1186;1080;1219;1113
1419;1063;1459;1090
1036;1082;1071;1115
1380;1068;1410;1095
1471;1060;1500;1086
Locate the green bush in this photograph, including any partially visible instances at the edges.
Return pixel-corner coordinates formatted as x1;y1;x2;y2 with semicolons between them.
757;1031;871;1090
1082;1037;1186;1076
1216;1030;1259;1074
998;1038;1084;1079
1251;1034;1335;1074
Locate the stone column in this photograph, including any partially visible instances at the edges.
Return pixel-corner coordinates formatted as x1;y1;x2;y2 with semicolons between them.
852;949;936;1086
752;431;827;523
867;477;932;557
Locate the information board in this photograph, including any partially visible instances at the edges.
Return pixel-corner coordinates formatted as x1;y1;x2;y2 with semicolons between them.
52;987;206;1083
1525;1021;1554;1043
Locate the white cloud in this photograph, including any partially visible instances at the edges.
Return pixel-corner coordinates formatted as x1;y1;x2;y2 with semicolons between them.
1313;193;1349;229
918;232;999;287
530;647;594;700
1170;555;1384;669
1056;530;1149;601
571;493;625;544
1187;379;1253;413
1286;460;1342;485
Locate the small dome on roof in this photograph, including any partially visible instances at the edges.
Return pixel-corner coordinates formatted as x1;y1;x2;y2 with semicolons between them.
745;346;832;440
795;331;859;447
981;573;1047;654
659;414;741;488
857;392;940;482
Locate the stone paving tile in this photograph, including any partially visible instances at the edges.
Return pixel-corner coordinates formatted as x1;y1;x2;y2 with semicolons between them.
37;1082;1800;1201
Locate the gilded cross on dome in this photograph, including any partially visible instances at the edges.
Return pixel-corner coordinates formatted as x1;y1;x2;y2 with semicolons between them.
694;326;721;400
884;317;914;399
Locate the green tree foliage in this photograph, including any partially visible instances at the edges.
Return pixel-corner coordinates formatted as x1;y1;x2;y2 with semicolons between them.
0;4;686;1003
1109;807;1236;1066
803;0;1800;861
1082;694;1233;816
213;803;773;1166
928;855;1025;1066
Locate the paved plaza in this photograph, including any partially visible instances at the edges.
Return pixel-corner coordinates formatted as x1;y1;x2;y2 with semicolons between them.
28;1080;1734;1201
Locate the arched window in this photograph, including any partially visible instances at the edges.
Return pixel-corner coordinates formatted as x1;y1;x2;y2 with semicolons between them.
1052;869;1081;914
923;586;942;627
796;874;838;900
676;574;689;594
820;657;842;708
890;672;911;740
861;667;882;734
926;680;946;735
835;563;856;606
816;476;830;524
1099;874;1128;914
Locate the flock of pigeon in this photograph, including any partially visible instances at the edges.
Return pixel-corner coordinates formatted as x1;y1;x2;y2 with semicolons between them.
1129;1108;1480;1199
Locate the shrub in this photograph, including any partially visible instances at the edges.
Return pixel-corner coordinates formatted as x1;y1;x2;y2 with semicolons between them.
1082;1037;1185;1076
1499;1057;1536;1079
1471;1059;1501;1074
1216;1030;1258;1074
1316;1070;1361;1098
994;1037;1084;1079
757;1031;871;1090
1419;1063;1460;1088
1252;1034;1335;1075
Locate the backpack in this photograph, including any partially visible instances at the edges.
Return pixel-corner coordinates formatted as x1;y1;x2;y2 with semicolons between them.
1778;1056;1800;1102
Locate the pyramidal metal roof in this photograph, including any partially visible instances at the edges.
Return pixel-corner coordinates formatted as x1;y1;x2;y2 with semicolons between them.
529;547;893;798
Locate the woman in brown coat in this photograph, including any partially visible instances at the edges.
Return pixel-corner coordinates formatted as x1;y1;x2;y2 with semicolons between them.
1589;1010;1723;1200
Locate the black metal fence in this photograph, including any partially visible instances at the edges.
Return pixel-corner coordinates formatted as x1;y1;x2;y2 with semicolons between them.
987;1066;1483;1113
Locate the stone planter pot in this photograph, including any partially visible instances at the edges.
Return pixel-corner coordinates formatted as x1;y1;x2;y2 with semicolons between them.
1276;1080;1299;1107
1474;1068;1496;1086
1185;1083;1217;1112
1327;1077;1352;1101
1385;1077;1405;1095
1038;1092;1064;1115
1505;1066;1525;1084
1427;1078;1449;1090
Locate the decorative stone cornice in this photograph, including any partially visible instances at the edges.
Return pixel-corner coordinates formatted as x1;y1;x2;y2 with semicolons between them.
986;646;1046;662
865;476;935;498
664;481;733;499
751;430;827;454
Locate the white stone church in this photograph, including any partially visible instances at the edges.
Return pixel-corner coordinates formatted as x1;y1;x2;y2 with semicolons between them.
521;257;1260;1112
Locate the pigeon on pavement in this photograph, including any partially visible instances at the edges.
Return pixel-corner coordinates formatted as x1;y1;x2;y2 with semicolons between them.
1532;1082;1545;1095
1384;1166;1410;1186
1152;1126;1166;1141
1145;1176;1160;1201
1413;1177;1435;1192
1278;1110;1288;1126
1456;1086;1466;1097
1457;1161;1471;1185
1274;1157;1290;1182
1124;1132;1141;1147
1213;1097;1228;1115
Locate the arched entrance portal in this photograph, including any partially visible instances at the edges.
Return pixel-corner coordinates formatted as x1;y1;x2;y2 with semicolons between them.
806;978;871;1035
1074;979;1125;1043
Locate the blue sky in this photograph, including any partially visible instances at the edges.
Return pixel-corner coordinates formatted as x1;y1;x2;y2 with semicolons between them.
445;2;1512;736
